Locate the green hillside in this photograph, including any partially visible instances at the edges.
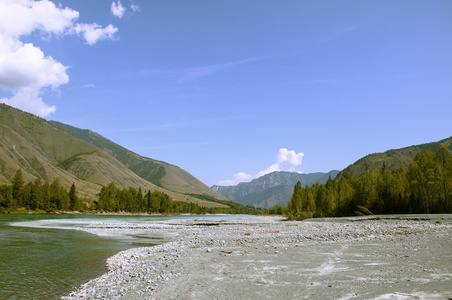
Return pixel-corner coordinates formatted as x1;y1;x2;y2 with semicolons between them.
0;104;103;196
49;121;228;200
0;104;226;207
343;136;452;178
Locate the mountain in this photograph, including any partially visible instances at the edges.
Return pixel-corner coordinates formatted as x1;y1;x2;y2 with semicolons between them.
49;121;227;201
0;104;227;208
211;170;340;208
342;136;452;178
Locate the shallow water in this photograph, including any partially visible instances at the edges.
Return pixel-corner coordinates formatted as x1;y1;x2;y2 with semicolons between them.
0;214;255;299
0;214;137;299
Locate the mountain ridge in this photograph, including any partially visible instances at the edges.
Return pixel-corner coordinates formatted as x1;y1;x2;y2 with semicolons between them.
342;136;452;178
212;170;340;208
0;104;227;207
49;121;226;200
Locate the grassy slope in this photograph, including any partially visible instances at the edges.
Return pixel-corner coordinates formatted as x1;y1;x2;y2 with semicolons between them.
343;136;452;178
0;105;226;207
49;121;228;200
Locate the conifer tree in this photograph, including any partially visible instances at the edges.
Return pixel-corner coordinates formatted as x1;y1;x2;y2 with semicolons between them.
288;181;303;219
435;146;452;212
12;169;24;206
69;183;78;211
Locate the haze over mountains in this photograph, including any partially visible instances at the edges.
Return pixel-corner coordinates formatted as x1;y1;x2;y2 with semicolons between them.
0;104;227;208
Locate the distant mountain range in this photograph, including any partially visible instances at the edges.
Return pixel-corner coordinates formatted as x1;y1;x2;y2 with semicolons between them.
212;136;452;209
0;104;227;208
211;170;340;208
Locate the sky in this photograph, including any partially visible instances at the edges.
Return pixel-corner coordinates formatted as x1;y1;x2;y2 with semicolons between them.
0;0;451;187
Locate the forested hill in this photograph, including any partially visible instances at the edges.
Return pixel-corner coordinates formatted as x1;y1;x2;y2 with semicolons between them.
342;136;452;178
49;121;226;200
0;104;226;207
211;170;339;208
286;146;452;219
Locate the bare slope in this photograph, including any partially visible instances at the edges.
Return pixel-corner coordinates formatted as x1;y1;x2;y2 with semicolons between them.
0;104;226;207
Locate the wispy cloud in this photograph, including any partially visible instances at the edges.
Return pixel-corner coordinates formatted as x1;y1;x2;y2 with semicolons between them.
101;122;185;133
192;114;258;124
316;25;359;44
131;141;210;152
104;114;257;134
130;2;140;13
177;58;258;83
143;58;259;83
111;0;139;18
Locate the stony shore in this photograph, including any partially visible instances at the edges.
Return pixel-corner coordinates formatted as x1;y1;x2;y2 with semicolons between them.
64;215;452;299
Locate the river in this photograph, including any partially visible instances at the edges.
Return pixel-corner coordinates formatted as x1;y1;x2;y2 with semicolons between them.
0;214;170;299
0;213;252;299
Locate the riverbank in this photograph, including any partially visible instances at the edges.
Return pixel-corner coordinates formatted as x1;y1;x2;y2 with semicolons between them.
64;215;452;299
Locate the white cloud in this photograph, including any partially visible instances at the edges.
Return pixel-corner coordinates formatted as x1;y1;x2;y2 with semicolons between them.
217;148;304;186
111;1;125;19
130;3;140;13
0;36;69;89
0;0;79;37
73;23;118;46
0;0;118;117
1;87;56;116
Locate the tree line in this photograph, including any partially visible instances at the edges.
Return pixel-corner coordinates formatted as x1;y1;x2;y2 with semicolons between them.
0;169;262;215
283;147;452;219
0;170;79;213
96;182;210;214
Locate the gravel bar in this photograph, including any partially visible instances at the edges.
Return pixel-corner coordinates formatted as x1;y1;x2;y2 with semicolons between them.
63;215;452;299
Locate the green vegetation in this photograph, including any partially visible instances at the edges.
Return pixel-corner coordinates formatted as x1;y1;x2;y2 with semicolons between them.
186;193;263;215
0;169;81;213
0;169;263;215
96;183;207;214
0;104;227;206
49;121;168;186
343;136;452;178
58;151;97;170
49;121;224;200
287;147;452;220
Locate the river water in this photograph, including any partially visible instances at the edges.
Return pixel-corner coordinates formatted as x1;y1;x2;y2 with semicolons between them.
0;214;132;299
0;214;176;299
0;214;253;299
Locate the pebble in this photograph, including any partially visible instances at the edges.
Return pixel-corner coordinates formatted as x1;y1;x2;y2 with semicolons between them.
63;215;451;299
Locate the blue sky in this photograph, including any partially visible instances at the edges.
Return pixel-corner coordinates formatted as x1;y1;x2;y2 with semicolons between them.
1;0;451;187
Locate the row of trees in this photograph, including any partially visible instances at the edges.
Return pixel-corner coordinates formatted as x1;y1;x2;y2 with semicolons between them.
0;170;79;212
286;147;452;219
96;182;211;214
0;170;263;215
0;171;208;214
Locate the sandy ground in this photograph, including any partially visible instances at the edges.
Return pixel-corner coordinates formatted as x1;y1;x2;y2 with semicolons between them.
64;215;452;300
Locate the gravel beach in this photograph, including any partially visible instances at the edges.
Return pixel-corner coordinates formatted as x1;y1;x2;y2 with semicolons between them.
64;215;452;299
